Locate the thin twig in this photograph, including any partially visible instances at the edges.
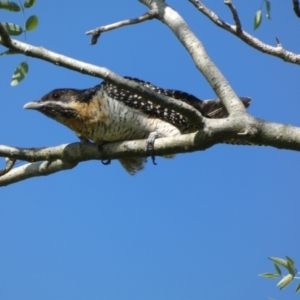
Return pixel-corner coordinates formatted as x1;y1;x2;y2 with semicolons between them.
188;0;300;64
188;0;234;31
224;0;242;33
275;37;282;49
293;0;300;18
86;11;157;45
0;158;16;176
0;160;78;186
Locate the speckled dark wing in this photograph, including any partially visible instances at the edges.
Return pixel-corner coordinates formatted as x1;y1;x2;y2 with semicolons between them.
101;77;251;127
101;77;204;128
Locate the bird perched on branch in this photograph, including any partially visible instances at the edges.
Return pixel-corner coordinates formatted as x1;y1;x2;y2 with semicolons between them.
23;77;251;174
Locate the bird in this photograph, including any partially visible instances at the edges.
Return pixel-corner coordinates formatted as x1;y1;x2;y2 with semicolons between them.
23;77;251;174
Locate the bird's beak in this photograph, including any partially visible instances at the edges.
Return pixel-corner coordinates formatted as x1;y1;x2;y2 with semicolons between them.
23;101;43;110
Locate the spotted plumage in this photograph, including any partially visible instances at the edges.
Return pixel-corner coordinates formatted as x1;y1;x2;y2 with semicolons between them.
103;77;196;128
23;77;251;174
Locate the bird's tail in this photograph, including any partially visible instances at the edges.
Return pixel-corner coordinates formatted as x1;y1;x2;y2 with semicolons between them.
199;97;251;119
118;157;147;175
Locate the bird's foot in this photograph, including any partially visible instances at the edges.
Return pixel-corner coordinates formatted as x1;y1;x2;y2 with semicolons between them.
78;136;111;166
96;142;111;166
146;131;162;165
77;135;92;144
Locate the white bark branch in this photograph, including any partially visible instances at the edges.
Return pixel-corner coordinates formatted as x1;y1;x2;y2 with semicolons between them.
1;116;300;186
189;0;300;65
0;160;78;186
224;0;242;33
0;158;16;176
139;0;246;115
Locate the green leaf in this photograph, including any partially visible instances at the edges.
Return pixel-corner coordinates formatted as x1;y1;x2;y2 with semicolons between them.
269;257;288;268
277;274;294;290
11;61;29;86
286;256;295;266
24;0;37;8
258;273;280;279
265;0;271;19
274;263;282;276
0;22;22;35
0;49;20;55
286;260;295;276
0;0;21;11
296;282;300;293
25;15;38;31
254;9;262;30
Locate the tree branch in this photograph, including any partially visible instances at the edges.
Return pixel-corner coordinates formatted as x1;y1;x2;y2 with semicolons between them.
86;10;157;45
0;160;78;186
224;0;242;34
189;0;300;65
0;134;207;186
139;0;246;116
0;158;16;176
1;116;300;186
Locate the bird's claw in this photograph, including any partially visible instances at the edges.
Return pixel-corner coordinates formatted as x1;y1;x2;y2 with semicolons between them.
146;131;162;165
101;159;111;165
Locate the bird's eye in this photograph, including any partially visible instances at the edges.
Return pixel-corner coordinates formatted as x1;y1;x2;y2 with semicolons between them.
52;92;61;100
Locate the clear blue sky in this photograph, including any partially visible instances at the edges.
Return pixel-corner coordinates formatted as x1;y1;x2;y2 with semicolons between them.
0;1;299;299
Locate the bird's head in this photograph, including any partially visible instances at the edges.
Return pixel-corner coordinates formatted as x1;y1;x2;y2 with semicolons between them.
23;85;104;140
23;85;101;122
23;88;83;122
